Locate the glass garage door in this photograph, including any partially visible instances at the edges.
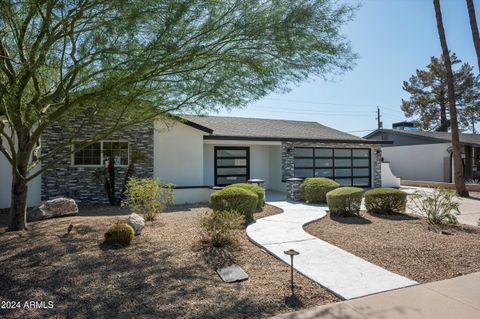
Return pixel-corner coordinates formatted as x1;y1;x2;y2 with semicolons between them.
215;147;250;186
294;147;371;187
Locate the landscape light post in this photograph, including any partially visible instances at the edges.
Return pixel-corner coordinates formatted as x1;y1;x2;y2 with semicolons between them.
284;249;300;296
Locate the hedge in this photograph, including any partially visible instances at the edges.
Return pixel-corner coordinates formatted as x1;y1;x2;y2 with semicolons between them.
225;183;264;210
300;178;339;203
211;187;258;221
364;188;407;214
326;187;364;216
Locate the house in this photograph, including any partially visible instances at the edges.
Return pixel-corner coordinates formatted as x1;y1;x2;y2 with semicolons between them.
365;126;480;183
0;115;387;208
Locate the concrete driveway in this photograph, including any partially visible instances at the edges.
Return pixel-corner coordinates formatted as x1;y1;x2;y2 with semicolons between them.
401;187;480;227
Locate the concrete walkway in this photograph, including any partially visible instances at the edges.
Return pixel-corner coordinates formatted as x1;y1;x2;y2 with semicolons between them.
401;186;480;226
247;195;417;300
272;272;480;319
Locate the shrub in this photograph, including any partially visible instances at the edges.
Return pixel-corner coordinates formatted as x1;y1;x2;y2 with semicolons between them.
104;222;135;246
122;177;174;221
225;183;264;210
409;188;460;225
327;187;363;216
201;210;244;247
300;178;339;203
364;188;407;214
211;187;258;221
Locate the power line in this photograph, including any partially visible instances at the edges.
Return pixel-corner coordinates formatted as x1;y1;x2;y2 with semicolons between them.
263;97;401;112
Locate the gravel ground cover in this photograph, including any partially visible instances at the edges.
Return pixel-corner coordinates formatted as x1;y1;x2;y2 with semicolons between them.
0;204;337;319
305;211;480;283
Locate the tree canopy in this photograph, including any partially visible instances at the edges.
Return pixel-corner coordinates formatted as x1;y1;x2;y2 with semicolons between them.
401;54;480;131
0;0;357;230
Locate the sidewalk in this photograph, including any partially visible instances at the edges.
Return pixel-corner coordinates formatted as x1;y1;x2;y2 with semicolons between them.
272;272;480;319
246;198;417;300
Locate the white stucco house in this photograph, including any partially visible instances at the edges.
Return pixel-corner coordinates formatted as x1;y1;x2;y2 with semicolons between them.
0;115;388;208
365;127;480;183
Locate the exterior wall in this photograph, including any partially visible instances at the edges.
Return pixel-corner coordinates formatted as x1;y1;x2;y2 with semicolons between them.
281;141;382;188
0;125;42;209
153;121;208;205
382;143;451;182
41;121;154;205
154;121;206;186
381;162;401;188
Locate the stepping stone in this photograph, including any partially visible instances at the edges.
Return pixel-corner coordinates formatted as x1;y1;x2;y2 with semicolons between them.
217;264;249;283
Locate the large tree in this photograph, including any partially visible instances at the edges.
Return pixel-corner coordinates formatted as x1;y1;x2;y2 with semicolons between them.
433;0;469;197
401;54;480;131
466;0;480;71
0;0;356;230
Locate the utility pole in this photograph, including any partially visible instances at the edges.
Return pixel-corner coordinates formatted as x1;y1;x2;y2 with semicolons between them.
376;106;383;129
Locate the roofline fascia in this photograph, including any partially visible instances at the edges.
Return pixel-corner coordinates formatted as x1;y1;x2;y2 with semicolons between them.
204;135;392;144
167;115;214;134
364;129;450;144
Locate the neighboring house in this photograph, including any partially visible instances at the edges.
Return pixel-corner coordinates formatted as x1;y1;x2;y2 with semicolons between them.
365;127;480;183
0;115;386;208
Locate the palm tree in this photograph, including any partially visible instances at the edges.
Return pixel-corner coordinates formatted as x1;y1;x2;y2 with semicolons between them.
466;0;480;70
433;0;469;197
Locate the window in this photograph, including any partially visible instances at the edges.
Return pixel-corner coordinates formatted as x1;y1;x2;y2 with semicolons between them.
72;141;129;166
294;147;371;187
215;147;249;186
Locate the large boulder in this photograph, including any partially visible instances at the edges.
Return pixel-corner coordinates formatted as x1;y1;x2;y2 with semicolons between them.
27;198;79;222
127;213;145;235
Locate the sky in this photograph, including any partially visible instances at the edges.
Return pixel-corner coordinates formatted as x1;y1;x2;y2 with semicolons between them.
213;0;479;136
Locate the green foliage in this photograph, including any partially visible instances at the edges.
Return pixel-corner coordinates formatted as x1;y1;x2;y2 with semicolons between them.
409;188;460;225
201;210;245;247
300;178;340;203
401;53;480;131
104;223;135;246
326;187;363;216
364;188;407;214
122;177;174;221
211;187;258;221
225;183;264;210
465;178;480;185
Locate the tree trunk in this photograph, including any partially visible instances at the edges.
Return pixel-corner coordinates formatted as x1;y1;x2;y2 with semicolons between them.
8;173;28;231
434;0;469;197
8;127;31;231
467;0;480;70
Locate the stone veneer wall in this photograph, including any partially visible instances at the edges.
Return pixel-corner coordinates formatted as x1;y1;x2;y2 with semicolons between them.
281;141;382;188
41;121;154;205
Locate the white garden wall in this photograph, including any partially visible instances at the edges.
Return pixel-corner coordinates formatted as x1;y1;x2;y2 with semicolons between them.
381;143;451;182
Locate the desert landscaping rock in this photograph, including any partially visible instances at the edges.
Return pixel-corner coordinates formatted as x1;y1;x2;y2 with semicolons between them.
127;213;145;235
27;197;78;221
217;264;249;283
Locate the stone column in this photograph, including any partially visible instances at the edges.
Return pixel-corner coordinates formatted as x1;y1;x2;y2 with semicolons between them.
286;178;303;201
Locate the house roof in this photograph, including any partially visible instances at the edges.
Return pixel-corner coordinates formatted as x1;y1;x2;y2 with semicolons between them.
181;115;385;144
365;129;480;146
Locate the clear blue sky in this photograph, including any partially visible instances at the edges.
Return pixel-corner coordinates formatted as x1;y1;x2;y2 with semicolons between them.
213;0;478;136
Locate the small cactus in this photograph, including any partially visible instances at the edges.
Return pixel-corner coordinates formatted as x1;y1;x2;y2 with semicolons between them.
104;223;135;246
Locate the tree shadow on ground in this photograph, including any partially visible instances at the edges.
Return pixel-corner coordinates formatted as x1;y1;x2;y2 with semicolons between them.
329;213;372;225
368;212;419;221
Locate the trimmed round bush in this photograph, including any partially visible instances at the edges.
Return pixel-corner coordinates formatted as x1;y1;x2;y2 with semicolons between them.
364;188;407;214
104;223;135;246
211;187;258;221
327;187;364;216
300;178;339;203
225;183;264;210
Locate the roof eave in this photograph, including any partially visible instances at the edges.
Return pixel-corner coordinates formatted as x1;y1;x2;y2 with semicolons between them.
204;135;392;144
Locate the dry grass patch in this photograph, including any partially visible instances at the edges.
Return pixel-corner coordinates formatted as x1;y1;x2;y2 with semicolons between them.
0;204;337;319
305;212;480;283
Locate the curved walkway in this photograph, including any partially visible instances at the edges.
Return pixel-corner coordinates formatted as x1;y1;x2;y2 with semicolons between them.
246;198;417;300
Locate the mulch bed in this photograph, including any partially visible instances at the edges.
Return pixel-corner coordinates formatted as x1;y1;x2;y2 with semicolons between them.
305;211;480;283
0;204;338;319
